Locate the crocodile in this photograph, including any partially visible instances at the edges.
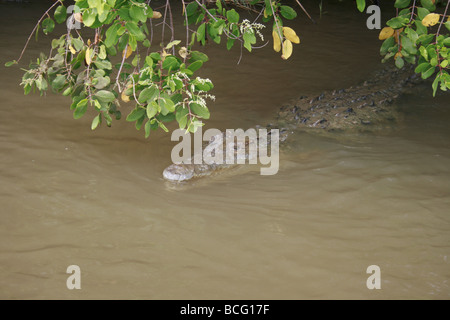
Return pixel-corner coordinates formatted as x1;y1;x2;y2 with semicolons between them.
163;64;421;182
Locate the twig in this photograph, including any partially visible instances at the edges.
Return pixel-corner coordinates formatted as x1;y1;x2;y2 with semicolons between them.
182;0;189;63
294;0;315;24
16;0;64;63
409;0;417;23
435;0;450;73
116;43;128;92
436;0;450;40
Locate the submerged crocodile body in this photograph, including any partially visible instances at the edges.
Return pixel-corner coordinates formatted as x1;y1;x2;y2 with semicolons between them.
163;65;420;182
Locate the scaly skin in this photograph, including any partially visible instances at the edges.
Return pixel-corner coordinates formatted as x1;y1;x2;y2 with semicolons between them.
163;65;420;182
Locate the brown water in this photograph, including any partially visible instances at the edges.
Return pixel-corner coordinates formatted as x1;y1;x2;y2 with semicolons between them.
1;1;449;299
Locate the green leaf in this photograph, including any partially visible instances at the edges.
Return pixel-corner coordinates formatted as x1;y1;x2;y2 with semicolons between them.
162;56;180;70
91;114;102;130
135;114;145;130
227;38;235;50
118;7;131;21
88;0;101;8
144;120;151;138
72;38;84;51
387;16;408;29
131;54;139;67
38;77;48;91
356;0;366;12
95;90;116;102
82;8;97;27
145;55;153;67
420;0;436;11
189;51;209;63
126;108;146;122
185;2;198;17
129;35;137;52
165;40;181;50
35;24;40;41
445;21;450;32
171;93;183;105
150;52;161;61
93;59;112;70
106;45;117;56
129;5;147;23
42;18;55;35
395;56;404;69
93;99;103;111
159;122;169;133
417;7;430;20
197;23;206;44
162;97;175;113
5;60;17;67
178;116;188;129
104;111;113;127
98;6;110;23
98;45;107;59
146;103;158;119
138;86;159;104
432;74;440;96
443;37;450;46
126;21;145;41
430;56;438;67
418;34;434;46
51;74;66;90
404;54;416;65
157;113;175;123
216;0;222;13
105;23;120;47
414;21;427;38
117;33;129;52
187;60;203;72
54;5;67;24
71;95;85;110
380;37;395;55
74;99;88;119
415;62;431;73
422;65;435;79
401;36;417;55
190;102;210;119
243;31;256;52
24;84;32;95
195;79;214;92
52;38;62;49
226;9;239;24
176;108;188;129
394;0;411;9
280;6;297;20
142;39;151;47
158;94;175;115
93;76;110;90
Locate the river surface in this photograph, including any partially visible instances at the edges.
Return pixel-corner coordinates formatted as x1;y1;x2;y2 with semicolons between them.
1;0;449;299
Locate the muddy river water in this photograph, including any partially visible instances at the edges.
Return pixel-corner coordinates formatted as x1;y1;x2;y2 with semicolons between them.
0;0;449;299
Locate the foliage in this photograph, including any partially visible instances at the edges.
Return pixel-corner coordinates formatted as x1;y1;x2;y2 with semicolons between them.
358;0;450;96
6;0;304;136
5;0;450;138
